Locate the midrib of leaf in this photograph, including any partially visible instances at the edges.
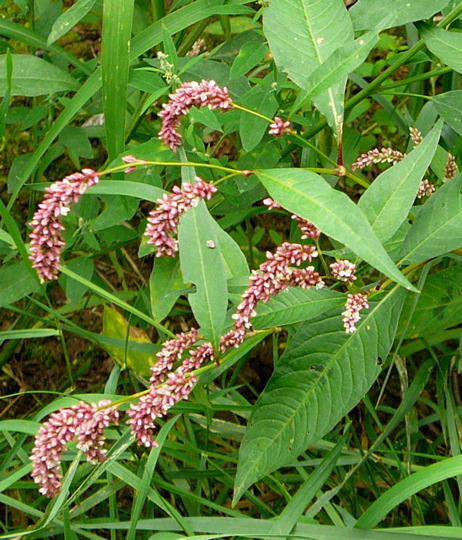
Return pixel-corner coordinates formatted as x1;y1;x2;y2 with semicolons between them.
189;209;220;345
301;0;341;132
237;286;399;489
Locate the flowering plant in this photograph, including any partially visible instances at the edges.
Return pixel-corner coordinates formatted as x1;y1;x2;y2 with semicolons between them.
1;0;462;537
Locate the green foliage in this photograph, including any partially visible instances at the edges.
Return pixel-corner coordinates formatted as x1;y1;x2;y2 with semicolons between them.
1;0;462;537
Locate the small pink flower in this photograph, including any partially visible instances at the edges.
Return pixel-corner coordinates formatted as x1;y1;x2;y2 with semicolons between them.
444;153;457;180
144;177;217;257
268;116;291;137
416;179;435;199
330;259;356;282
159;79;232;151
263;197;282;210
122;154;140;174
29;169;99;282
263;198;320;240
342;293;369;333
31;400;118;497
409;127;423;146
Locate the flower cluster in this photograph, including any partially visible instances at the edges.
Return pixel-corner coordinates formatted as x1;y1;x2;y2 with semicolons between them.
127;336;213;448
220;242;322;350
409;127;423;146
342;293;369;333
352;147;404;170
268;116;291;137
31;400;118;497
159;79;232;151
187;39;206;57
417;179;435;199
263;198;320;240
445;153;457;180
330;259;356;282
144;177;217;257
29;169;99;282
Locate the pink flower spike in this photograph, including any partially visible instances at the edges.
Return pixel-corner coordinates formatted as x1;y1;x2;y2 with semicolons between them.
342;293;369;333
352;148;404;170
268;116;291;137
29;169;99;282
144;177;217;257
30;400;118;497
416;179;435;199
291;215;321;240
158;79;232;151
263;197;282;210
330;259;356;282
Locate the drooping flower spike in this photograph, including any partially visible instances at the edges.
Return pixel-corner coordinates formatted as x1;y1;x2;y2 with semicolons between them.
29;169;99;282
144;177;217;257
220;242;323;350
30;400;118;497
158;79;232;151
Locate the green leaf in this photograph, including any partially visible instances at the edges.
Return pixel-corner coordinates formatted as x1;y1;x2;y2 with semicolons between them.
178;202;228;345
0;329;58;340
350;0;450;30
355;455;462;529
252;288;344;330
0;54;78;96
47;0;96;46
431;91;462;135
263;0;353;136
400;175;462;264
0;261;41;307
149;257;185;321
422;26;462;74
86;180;164;202
233;286;406;502
358;121;442;243
214;223;249;279
238;83;278;152
230;41;267;79
256;168;417;291
404;263;462;337
102;0;134;160
302;31;379;100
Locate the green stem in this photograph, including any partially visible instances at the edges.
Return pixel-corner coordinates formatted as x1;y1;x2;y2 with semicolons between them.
378;67;452;91
99;160;244;177
150;0;164;23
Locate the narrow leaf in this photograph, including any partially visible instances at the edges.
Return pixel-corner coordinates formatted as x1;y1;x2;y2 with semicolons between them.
359;121;442;242
234;286;406;502
47;0;96;46
256;168;417;291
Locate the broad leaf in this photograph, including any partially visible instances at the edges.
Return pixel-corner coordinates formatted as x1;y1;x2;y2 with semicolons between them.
0;54;78;96
214;223;249;279
0;261;41;307
358;121;442;243
431;91;462;135
256;168;416;291
400;175;462;264
422;26;462;74
47;0;96;46
178;202;228;345
252;288;344;330
263;0;353;136
350;0;450;30
404;263;462;338
234;286;406;502
230;41;267;79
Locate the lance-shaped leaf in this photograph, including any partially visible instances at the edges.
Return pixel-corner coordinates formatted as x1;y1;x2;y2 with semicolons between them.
422;26;462;74
256;168;416;291
263;0;353;137
253;288;344;330
178;202;228;346
400;175;462;264
358;121;442;243
47;0;97;46
234;286;406;503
